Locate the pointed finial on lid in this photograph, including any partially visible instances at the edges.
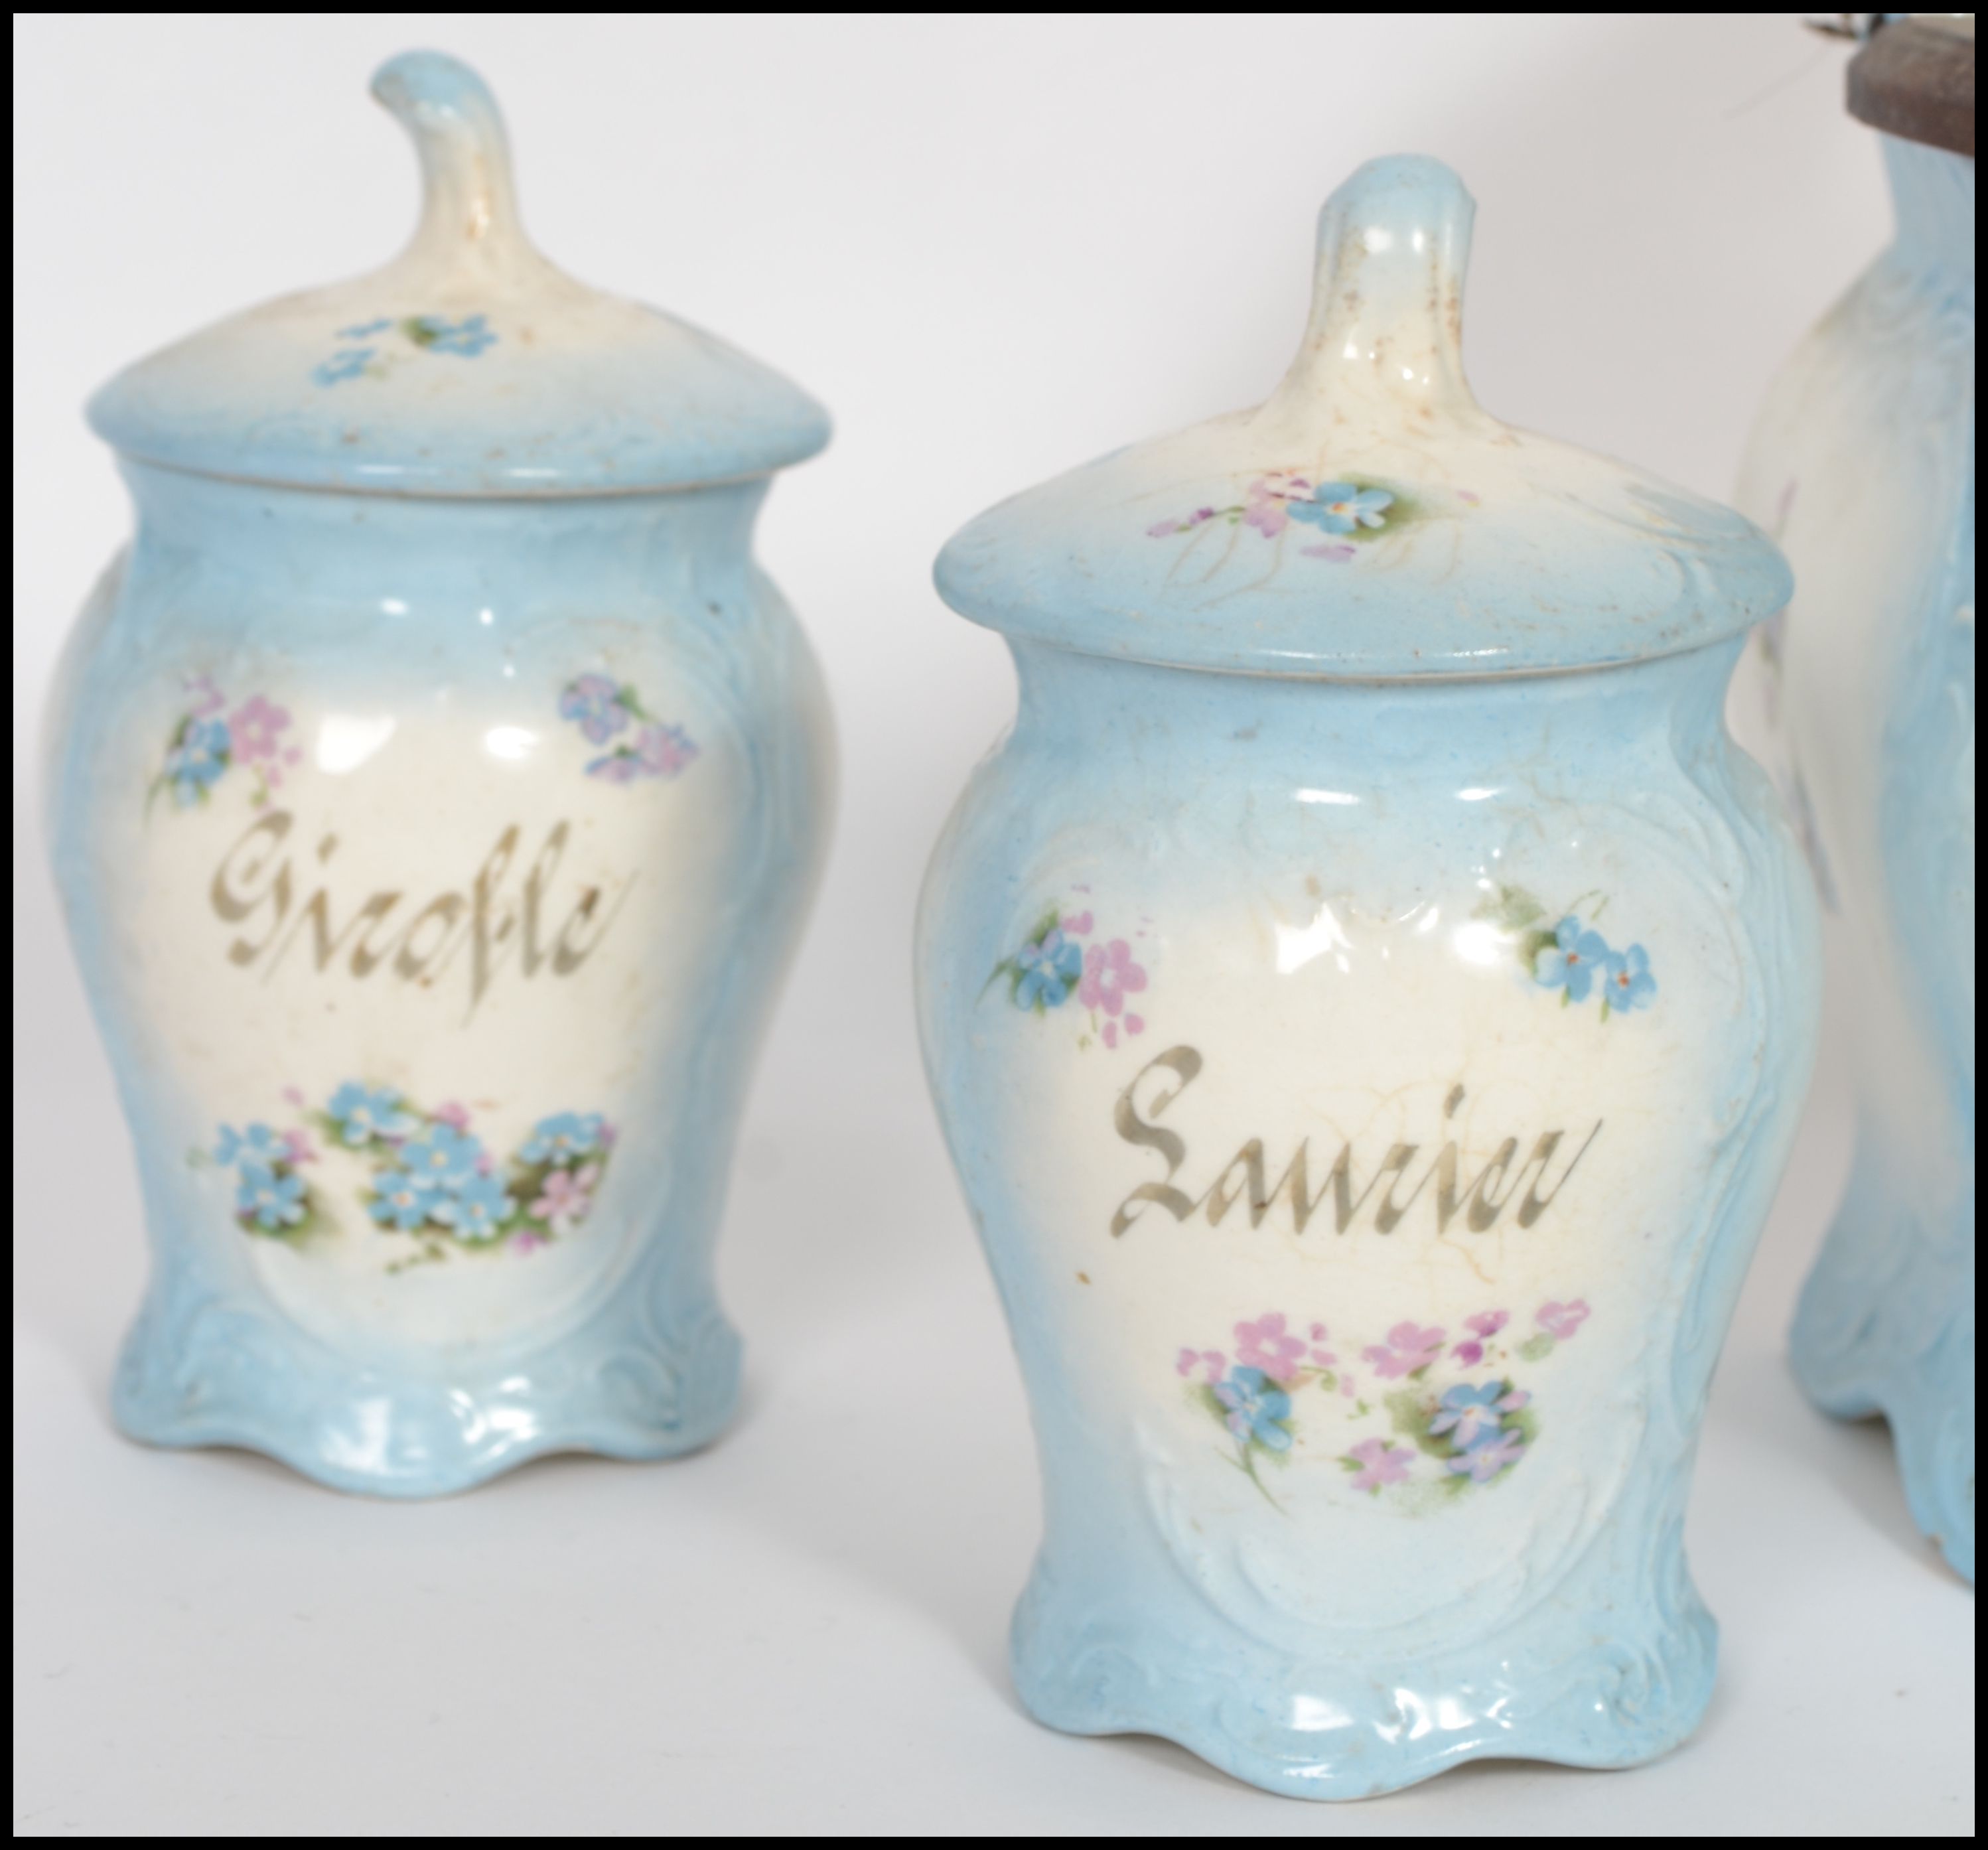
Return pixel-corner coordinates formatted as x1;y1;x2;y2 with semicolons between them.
1259;154;1484;435
370;51;539;280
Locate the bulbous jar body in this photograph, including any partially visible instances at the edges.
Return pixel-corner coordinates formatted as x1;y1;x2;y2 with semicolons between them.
1738;129;1975;1581
917;155;1819;1797
918;640;1815;1796
46;466;831;1493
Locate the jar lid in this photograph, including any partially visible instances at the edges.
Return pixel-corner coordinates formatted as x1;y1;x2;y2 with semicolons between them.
936;155;1788;679
1847;16;1975;157
86;52;829;495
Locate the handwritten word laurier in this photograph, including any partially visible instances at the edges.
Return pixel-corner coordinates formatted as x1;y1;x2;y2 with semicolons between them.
1111;1046;1600;1238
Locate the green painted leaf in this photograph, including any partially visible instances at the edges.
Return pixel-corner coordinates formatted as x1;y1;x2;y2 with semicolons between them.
1386;1388;1450;1460
1473;883;1545;932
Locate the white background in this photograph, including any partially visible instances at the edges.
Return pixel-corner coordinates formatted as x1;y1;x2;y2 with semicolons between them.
13;11;1973;1835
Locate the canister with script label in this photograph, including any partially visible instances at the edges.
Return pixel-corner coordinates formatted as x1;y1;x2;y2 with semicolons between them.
46;52;833;1494
916;155;1819;1797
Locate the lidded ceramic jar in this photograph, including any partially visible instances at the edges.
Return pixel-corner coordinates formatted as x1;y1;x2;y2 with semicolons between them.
1736;16;1975;1581
46;52;833;1495
917;155;1819;1797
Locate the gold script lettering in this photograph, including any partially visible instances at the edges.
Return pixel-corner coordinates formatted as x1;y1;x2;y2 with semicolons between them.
1109;1045;1203;1236
1110;1046;1602;1239
211;811;294;965
471;824;522;1007
207;810;632;1013
393;894;470;982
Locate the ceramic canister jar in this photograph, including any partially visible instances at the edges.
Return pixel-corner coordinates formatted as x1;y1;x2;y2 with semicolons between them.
46;53;833;1495
916;156;1820;1797
1736;16;1975;1582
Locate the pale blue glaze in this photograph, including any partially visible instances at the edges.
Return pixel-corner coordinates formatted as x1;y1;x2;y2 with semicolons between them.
1744;132;1975;1581
87;52;829;494
917;157;1821;1796
45;54;832;1496
938;157;1787;677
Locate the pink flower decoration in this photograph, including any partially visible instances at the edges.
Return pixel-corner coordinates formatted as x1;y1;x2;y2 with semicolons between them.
1340;1376;1357;1397
1062;910;1094;935
431;1101;472;1131
1234;1312;1306;1384
1310;1346;1338;1367
1240;480;1291;538
1175;1347;1224;1384
1456;489;1482;506
1122;1013;1145;1036
229;694;293;765
281;1128;318;1165
185;674;226;718
1537;1299;1591;1341
636;722;698;778
281;1086;306;1109
1362;1321;1446;1379
530;1163;599;1233
1451;1309;1510;1366
1309;1322;1328;1341
1077;939;1149;1018
512;1231;549;1255
1300;542;1356;562
1346;1437;1413;1494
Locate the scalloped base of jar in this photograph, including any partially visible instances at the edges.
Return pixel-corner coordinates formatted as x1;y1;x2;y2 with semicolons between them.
1790;1145;1976;1585
1007;1557;1717;1800
109;1273;742;1499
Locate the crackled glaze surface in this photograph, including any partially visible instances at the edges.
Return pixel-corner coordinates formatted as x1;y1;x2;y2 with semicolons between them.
1738;135;1975;1582
46;55;831;1494
918;157;1819;1797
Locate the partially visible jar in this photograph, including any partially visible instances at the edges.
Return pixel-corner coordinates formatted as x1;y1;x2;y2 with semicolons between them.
1736;14;1975;1582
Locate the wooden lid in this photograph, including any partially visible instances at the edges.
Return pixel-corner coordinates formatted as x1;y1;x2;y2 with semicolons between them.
1848;17;1975;157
